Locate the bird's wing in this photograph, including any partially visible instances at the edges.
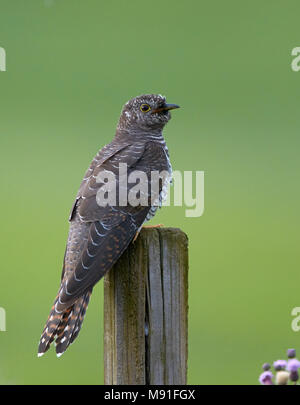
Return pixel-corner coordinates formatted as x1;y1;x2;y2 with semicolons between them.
69;139;131;221
56;142;167;311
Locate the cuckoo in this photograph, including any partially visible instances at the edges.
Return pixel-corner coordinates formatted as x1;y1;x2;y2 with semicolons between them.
38;94;180;357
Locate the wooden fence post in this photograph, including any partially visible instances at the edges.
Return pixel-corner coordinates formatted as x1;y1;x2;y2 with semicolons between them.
104;227;188;385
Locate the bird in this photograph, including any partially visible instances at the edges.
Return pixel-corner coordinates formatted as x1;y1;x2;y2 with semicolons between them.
37;94;180;357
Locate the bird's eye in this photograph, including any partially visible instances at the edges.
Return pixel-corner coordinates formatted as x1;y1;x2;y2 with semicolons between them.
140;103;151;112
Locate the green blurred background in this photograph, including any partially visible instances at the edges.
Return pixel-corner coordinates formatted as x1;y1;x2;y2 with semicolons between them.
0;0;300;385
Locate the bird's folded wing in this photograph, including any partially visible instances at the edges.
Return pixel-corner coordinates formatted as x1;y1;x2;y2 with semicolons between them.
56;143;155;311
69;140;132;221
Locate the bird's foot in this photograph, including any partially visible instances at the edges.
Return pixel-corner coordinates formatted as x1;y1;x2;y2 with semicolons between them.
132;224;164;243
132;230;141;243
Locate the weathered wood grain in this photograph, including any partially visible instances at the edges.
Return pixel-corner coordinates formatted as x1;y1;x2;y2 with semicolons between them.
104;227;188;385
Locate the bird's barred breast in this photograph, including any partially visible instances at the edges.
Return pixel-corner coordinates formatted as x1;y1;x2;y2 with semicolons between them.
145;142;172;222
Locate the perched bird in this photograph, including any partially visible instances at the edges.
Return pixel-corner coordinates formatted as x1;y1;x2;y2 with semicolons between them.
38;94;180;357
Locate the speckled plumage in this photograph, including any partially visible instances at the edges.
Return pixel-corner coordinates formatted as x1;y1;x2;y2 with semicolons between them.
38;94;179;357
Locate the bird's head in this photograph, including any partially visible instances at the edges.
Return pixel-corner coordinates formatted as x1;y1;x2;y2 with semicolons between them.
117;94;180;133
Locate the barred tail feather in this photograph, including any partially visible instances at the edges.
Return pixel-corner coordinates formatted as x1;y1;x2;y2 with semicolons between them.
70;289;92;345
38;301;65;357
55;289;92;357
38;289;92;357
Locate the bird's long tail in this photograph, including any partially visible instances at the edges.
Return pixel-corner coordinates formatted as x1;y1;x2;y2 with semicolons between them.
38;289;92;357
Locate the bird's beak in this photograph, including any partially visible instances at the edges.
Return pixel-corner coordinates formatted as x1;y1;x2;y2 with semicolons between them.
152;103;180;114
